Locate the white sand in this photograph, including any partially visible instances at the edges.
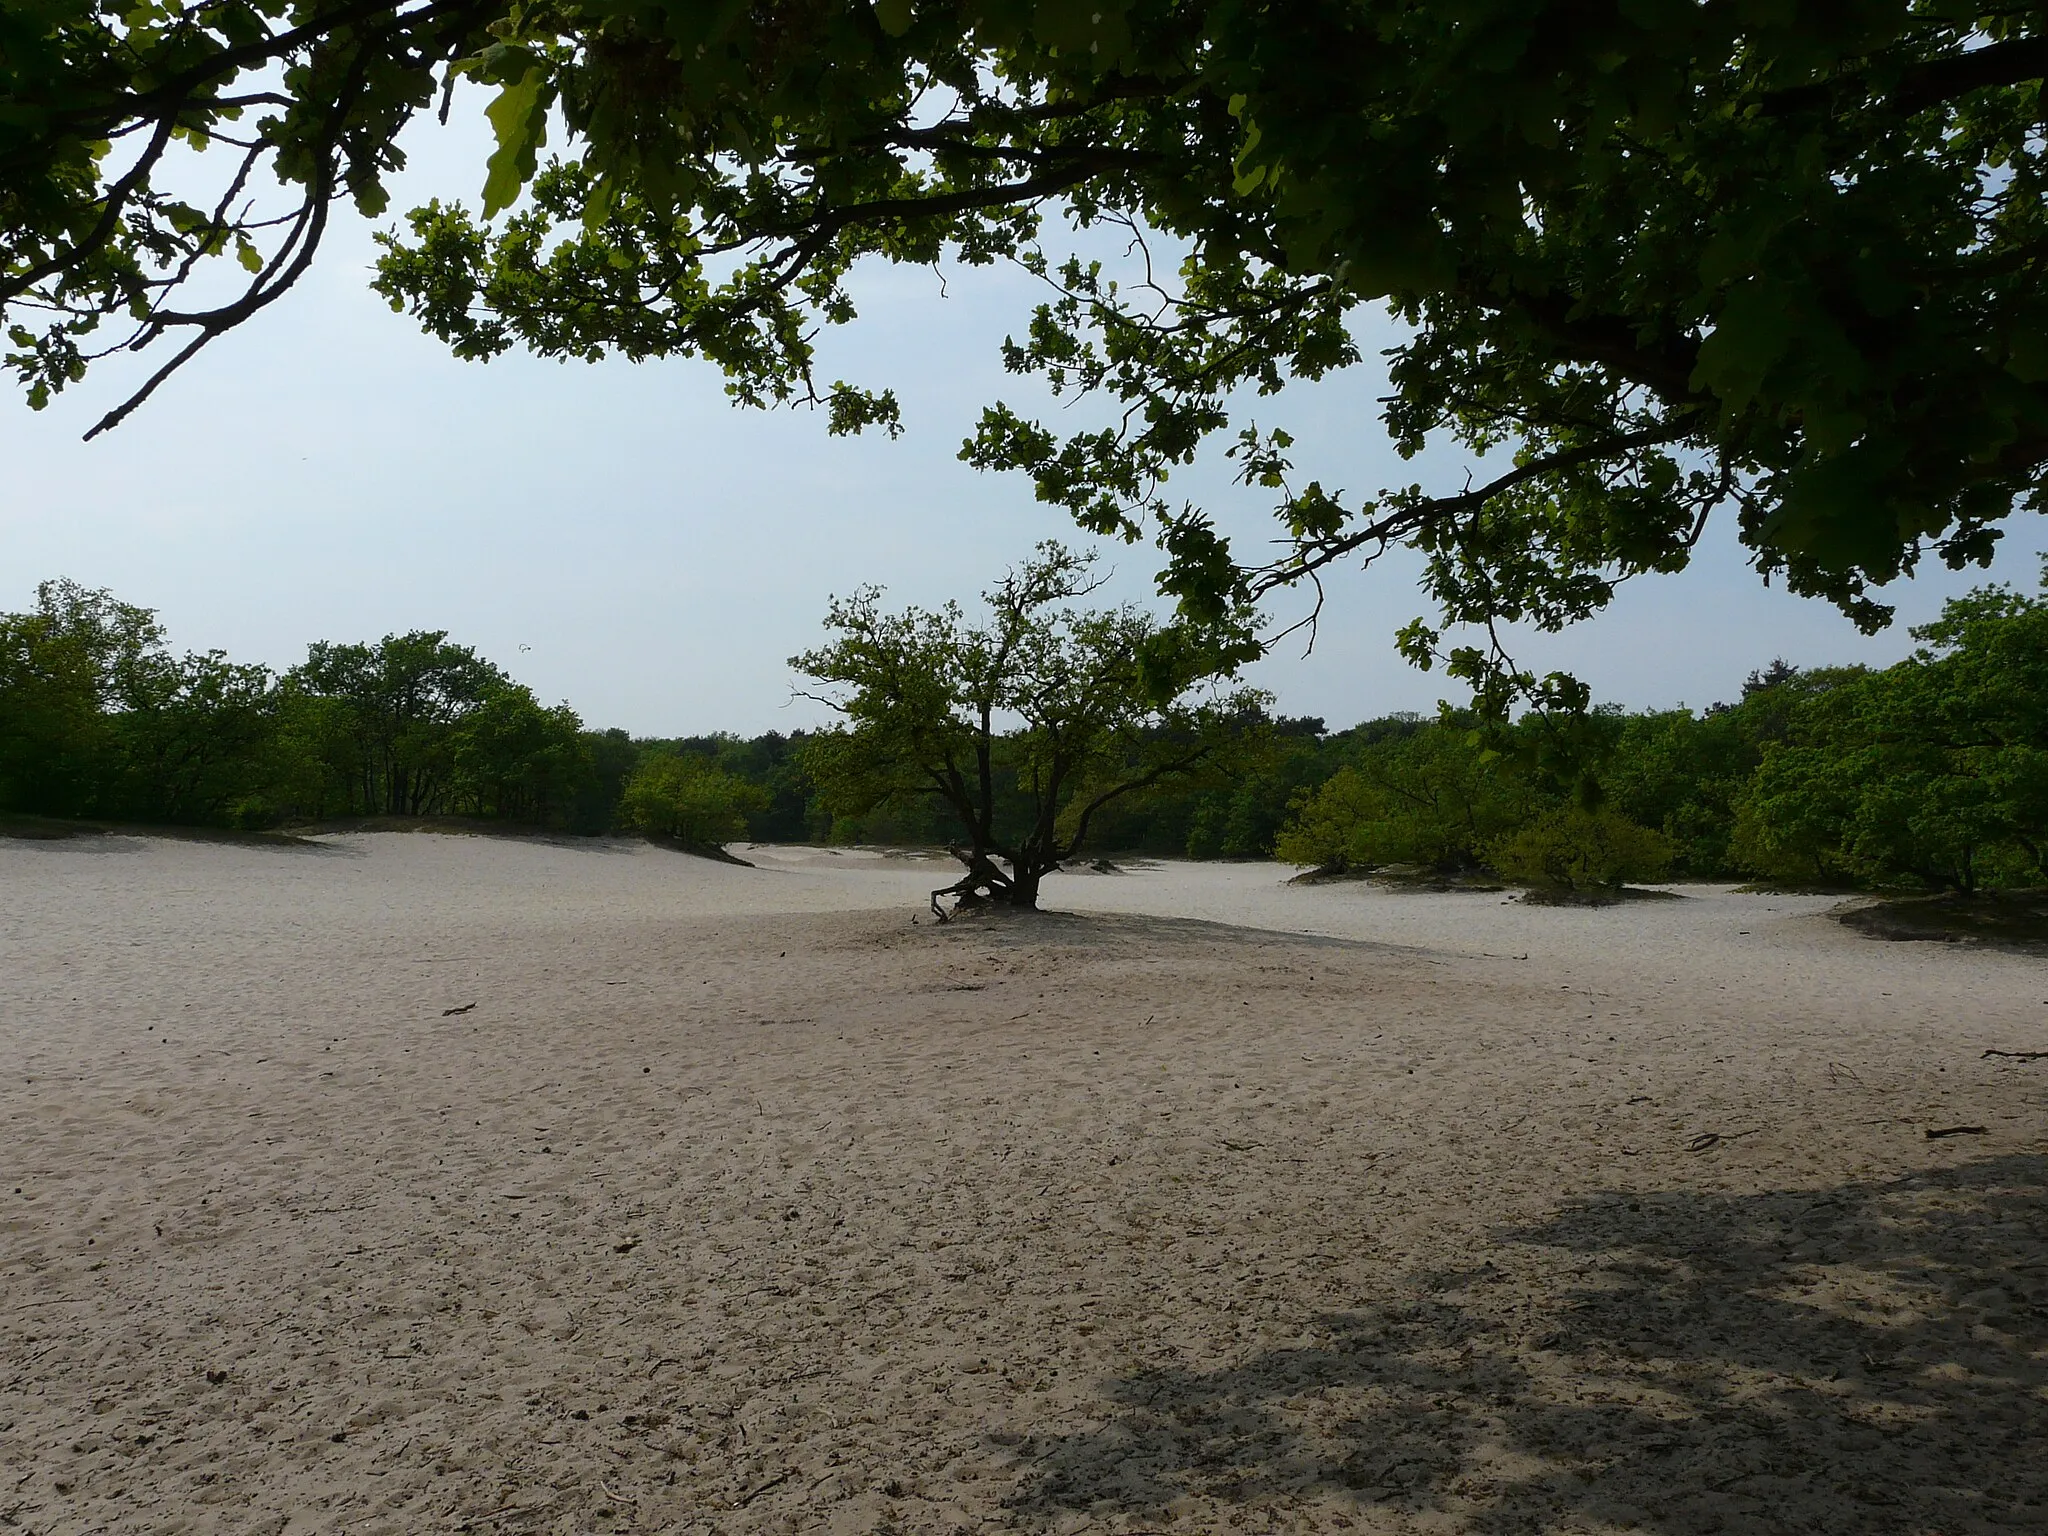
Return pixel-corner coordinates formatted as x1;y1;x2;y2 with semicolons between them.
3;832;2044;1535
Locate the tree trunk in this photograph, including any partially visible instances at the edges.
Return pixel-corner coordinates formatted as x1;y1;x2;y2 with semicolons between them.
1004;866;1041;909
930;846;1050;919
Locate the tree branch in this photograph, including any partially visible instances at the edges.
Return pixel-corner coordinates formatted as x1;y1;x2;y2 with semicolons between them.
1058;742;1217;860
1250;422;1691;594
1760;32;2048;117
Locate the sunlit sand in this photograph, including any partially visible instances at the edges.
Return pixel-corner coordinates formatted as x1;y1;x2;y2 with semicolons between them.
4;832;2043;1533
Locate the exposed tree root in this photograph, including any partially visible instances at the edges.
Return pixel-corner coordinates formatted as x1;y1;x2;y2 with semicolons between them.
929;846;1038;922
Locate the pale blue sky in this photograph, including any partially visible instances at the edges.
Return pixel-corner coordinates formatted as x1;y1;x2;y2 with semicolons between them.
5;113;2043;735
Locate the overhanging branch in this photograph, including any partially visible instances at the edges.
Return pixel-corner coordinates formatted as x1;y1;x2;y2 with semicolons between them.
1248;423;1692;596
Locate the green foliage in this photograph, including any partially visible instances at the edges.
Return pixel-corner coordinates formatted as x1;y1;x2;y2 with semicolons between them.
566;727;645;835
1738;575;2048;892
1484;809;1674;894
118;648;284;825
794;543;1268;908
618;752;768;847
0;581;612;833
661;732;823;843
3;0;481;433
0;579;155;816
1080;714;1330;860
9;566;2048;897
1602;709;1761;878
450;686;589;825
0;579;284;823
288;632;511;817
11;5;2048;697
1273;717;1534;873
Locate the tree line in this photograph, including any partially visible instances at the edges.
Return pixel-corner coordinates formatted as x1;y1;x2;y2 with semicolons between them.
6;568;2046;897
0;579;755;841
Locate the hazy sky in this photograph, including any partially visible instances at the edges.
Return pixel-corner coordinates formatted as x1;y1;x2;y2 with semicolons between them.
7;113;2045;735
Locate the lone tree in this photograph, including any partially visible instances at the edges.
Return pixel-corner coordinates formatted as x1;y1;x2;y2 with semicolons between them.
794;544;1266;915
11;3;2048;701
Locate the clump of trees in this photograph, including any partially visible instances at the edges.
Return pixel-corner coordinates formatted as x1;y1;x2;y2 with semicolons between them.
1735;583;2048;893
1271;572;2048;896
0;579;795;842
1275;717;1534;875
1485;810;1674;895
794;545;1266;913
1271;715;1676;896
618;752;768;850
0;580;592;830
1;580;270;825
287;631;586;824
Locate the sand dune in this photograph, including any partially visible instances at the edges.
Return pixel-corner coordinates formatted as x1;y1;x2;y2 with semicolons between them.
3;833;2043;1534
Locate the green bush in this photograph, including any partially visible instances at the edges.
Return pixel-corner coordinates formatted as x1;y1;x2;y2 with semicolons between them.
619;753;768;847
1484;808;1673;892
1274;726;1532;872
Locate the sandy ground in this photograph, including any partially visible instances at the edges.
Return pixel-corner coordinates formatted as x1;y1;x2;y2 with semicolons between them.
2;833;2045;1536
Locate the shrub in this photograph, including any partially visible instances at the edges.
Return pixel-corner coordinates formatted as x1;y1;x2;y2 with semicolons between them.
619;753;767;847
1484;807;1673;892
1274;728;1532;872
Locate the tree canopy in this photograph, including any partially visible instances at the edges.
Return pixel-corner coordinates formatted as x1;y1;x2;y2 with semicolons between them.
8;2;2048;699
1739;571;2048;890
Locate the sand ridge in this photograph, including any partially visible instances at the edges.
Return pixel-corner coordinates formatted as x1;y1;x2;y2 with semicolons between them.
2;833;2044;1533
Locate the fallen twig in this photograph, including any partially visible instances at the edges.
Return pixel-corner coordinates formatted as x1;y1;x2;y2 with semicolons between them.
1982;1048;2048;1062
1685;1127;1766;1153
1925;1124;1989;1139
599;1480;638;1505
733;1469;794;1508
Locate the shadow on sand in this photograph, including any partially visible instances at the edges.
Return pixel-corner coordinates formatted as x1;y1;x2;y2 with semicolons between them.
1008;1154;2047;1532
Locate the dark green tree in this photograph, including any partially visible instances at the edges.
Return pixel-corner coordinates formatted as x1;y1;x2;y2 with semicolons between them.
1739;575;2048;891
11;3;2048;700
0;580;294;825
0;578;160;816
450;683;589;823
566;725;644;833
288;631;509;815
1602;709;1761;878
116;647;282;824
795;543;1266;912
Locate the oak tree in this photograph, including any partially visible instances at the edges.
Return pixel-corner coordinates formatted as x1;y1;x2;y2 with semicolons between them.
10;2;2048;701
795;543;1265;913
